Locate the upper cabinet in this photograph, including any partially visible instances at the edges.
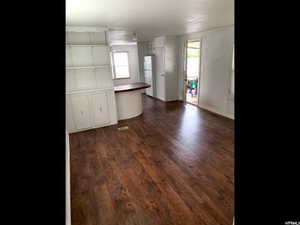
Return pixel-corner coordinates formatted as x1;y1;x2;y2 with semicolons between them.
66;31;113;93
66;32;106;45
70;46;94;66
92;46;110;65
66;45;110;67
66;67;113;92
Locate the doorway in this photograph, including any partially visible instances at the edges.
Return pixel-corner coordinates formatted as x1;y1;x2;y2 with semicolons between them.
184;40;201;105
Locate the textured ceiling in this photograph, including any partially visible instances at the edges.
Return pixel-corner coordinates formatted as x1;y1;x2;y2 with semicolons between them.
66;0;234;40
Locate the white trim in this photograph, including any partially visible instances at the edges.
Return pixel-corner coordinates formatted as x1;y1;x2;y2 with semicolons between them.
66;26;108;32
65;131;71;225
66;87;114;95
183;38;203;106
199;104;234;120
66;44;106;47
229;42;235;98
68;120;116;134
66;65;110;70
109;41;137;46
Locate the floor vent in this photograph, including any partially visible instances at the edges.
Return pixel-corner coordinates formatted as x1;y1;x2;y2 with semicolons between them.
118;126;129;131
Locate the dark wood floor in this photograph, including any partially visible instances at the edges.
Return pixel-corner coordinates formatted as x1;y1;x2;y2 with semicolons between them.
70;95;234;225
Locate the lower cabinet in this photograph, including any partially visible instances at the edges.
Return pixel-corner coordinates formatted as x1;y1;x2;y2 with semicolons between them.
66;90;117;133
90;92;110;126
71;94;92;130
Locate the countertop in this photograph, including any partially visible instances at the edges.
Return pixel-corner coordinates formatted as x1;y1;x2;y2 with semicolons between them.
114;82;151;93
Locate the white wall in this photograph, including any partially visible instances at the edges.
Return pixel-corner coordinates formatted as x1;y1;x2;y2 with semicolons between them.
178;26;234;119
66;131;71;225
111;44;141;86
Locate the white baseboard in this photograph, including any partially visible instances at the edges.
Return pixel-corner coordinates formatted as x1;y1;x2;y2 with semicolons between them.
199;104;234;120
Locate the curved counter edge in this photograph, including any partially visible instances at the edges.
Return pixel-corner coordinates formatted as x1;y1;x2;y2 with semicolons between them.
114;82;151;93
114;82;151;121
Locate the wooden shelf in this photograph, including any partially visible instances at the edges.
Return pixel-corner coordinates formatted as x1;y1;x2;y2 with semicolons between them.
66;65;110;70
66;44;106;47
66;87;113;95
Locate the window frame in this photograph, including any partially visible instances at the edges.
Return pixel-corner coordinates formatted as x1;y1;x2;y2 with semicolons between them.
111;51;131;80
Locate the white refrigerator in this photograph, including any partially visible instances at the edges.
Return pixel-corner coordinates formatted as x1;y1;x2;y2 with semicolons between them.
144;55;155;97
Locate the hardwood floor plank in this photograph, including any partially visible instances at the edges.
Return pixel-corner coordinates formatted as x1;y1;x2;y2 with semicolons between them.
128;122;229;225
106;129;179;225
70;95;234;225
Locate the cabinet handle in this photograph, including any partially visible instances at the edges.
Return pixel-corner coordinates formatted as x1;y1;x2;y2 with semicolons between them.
80;111;83;115
99;107;102;112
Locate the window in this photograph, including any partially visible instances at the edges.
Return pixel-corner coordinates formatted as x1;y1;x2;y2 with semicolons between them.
111;52;130;79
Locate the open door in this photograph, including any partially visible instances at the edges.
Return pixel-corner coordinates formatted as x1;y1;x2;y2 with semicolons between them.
183;40;201;105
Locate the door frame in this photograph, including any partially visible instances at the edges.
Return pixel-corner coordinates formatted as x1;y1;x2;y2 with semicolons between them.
183;39;202;106
153;46;165;101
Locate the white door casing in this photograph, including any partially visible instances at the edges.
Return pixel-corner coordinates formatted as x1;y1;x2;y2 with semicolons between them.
145;70;153;96
154;47;165;100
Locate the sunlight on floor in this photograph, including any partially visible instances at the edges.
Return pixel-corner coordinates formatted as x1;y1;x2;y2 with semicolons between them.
186;90;198;105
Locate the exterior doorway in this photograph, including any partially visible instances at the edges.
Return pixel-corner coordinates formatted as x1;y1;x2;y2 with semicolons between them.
184;40;201;105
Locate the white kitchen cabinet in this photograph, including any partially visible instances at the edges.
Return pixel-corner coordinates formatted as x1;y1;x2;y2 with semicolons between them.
91;92;110;126
71;46;93;66
66;90;117;133
66;30;118;134
66;66;113;93
66;31;106;45
66;46;73;67
71;94;92;130
94;67;113;89
92;46;110;65
66;70;77;91
152;36;179;101
75;69;96;90
66;32;91;44
66;45;109;68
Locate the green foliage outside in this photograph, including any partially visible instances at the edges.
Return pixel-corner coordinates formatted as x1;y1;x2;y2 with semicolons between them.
187;48;200;58
187;53;200;58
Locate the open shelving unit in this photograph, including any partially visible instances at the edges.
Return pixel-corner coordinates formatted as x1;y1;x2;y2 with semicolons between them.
66;27;118;133
66;30;114;93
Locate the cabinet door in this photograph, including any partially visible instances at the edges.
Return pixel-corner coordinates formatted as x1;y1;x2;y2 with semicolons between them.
75;69;96;90
66;70;77;92
66;95;75;132
71;95;91;130
91;92;110;126
67;32;91;44
94;67;113;89
71;46;93;66
66;46;73;67
92;46;110;65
